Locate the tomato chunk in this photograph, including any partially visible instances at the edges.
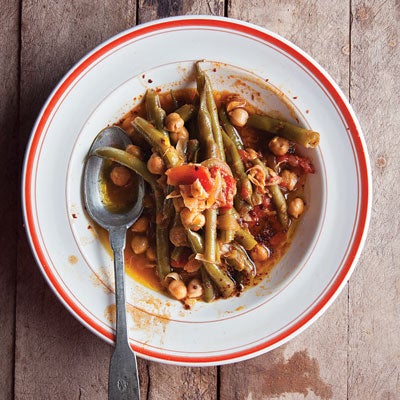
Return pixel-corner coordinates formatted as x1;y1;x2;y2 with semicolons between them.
165;164;213;192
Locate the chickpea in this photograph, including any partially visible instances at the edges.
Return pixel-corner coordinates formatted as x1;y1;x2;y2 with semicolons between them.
184;257;201;273
125;144;143;159
110;166;131;187
180;208;206;231
164;112;184;132
130;235;149;255
187;278;203;298
170;126;189;145
169;226;188;247
280;170;298;191
228;108;249;127
146;246;156;262
288;197;305;219
268;136;289;156
251;243;270;262
168;279;187;300
147;152;166;175
131;216;149;233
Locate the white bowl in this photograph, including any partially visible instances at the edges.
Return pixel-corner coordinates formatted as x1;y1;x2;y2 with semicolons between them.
22;16;371;366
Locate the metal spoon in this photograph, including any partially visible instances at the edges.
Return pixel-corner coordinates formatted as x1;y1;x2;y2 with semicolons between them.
83;127;144;400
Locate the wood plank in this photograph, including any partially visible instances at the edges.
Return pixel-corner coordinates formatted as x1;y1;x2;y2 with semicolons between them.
0;0;20;398
15;1;139;399
137;0;224;23
221;1;350;399
348;1;400;398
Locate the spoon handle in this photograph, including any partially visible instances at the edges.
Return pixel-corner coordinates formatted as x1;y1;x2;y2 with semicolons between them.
108;226;140;400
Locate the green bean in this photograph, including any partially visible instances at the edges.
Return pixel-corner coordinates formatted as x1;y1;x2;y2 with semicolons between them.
145;90;167;134
252;158;289;229
200;266;215;302
204;260;234;297
175;104;196;122
93;146;172;279
195;62;225;160
93;147;158;187
221;129;253;204
251;191;263;206
186;139;200;163
247;114;320;148
155;211;172;279
235;227;258;250
204;208;217;262
234;196;253;216
197;84;218;159
183;230;217;301
224;242;256;277
186;229;235;298
219;208;236;244
228;208;258;250
219;109;244;149
186;229;204;253
132;116;184;168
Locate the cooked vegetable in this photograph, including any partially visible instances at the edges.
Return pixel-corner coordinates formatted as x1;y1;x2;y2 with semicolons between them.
91;60;319;306
229;107;249;127
288;197;305;218
132;116;184;168
147;152;166;175
268;136;290;156
251;158;289;229
145;89;167;134
186;229;235;298
247;114;320;148
110;166;131;187
175;104;196;122
195;61;225;161
221;129;253;205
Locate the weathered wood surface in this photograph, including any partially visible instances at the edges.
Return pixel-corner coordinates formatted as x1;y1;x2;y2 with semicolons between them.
0;1;19;399
1;0;398;398
348;0;400;398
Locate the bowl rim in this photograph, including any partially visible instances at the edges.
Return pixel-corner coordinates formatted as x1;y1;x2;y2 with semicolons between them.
21;15;372;366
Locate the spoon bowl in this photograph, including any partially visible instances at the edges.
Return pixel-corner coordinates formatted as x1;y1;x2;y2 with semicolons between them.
84;126;144;230
83;126;144;399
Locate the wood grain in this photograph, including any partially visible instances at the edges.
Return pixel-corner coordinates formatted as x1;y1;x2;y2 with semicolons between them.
6;0;400;398
0;1;19;399
222;1;350;399
348;1;400;398
137;0;224;23
15;1;137;398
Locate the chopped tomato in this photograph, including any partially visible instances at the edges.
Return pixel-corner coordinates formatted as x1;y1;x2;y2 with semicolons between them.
165;164;213;192
277;154;315;174
209;166;236;211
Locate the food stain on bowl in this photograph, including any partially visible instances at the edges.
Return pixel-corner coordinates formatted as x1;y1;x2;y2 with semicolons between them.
68;255;78;265
104;301;171;342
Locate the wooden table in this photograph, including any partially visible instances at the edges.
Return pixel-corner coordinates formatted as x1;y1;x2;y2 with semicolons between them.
1;1;398;398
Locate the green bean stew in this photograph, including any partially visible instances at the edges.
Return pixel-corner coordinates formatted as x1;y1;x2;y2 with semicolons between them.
93;62;320;308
